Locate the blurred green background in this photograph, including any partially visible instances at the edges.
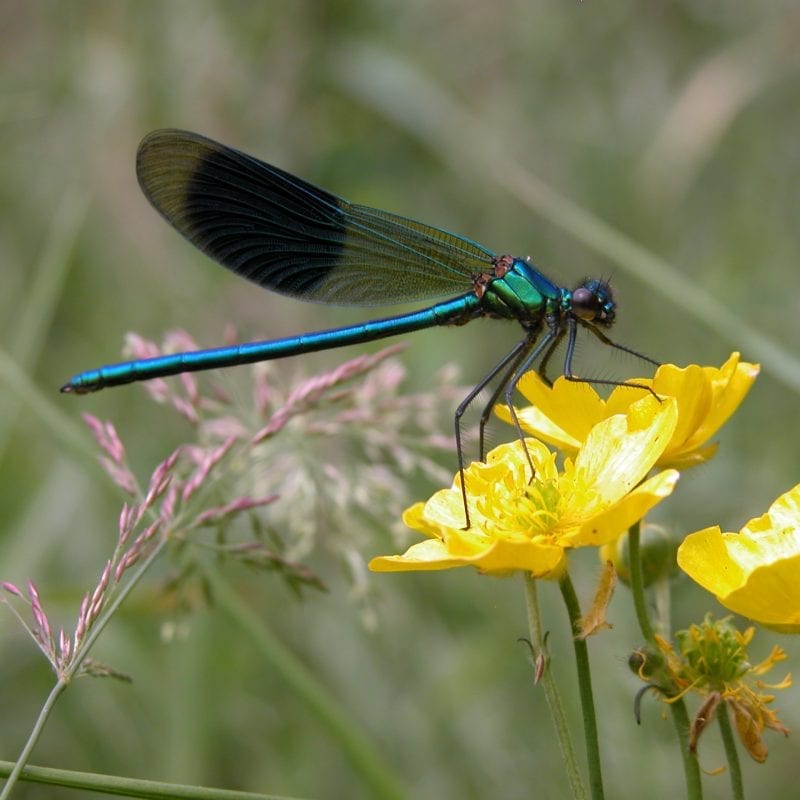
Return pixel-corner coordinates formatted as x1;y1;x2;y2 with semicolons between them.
2;2;800;798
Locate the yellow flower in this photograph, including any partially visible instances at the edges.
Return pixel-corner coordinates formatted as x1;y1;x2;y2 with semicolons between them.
677;483;800;632
643;616;790;762
496;353;758;470
370;395;679;577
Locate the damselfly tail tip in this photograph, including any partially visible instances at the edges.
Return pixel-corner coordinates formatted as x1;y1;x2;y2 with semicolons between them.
60;378;92;395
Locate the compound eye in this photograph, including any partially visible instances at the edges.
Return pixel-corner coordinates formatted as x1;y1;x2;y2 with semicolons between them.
572;286;599;321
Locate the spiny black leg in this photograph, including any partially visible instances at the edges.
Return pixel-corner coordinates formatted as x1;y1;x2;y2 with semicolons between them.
580;321;661;368
536;334;563;387
501;326;563;481
454;337;534;528
564;320;660;400
475;336;538;461
562;316;580;378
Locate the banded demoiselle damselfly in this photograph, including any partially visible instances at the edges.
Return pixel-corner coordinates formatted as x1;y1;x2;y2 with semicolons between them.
62;130;655;523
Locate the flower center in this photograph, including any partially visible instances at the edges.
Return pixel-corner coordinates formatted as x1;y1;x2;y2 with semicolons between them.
478;478;561;540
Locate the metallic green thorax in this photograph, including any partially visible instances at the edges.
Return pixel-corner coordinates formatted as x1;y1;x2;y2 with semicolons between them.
475;256;561;326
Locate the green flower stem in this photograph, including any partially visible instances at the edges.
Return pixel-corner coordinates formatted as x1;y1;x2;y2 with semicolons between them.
627;521;655;643
628;523;703;799
717;702;745;800
668;694;703;800
523;573;587;800
558;573;604;800
200;560;405;800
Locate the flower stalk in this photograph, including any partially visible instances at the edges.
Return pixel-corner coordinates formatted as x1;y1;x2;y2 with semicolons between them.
559;573;604;800
625;521;704;798
626;521;655;643
523;573;586;800
717;701;745;800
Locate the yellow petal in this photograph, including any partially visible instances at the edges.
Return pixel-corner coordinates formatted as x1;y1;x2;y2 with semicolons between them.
658;354;759;466
505;404;581;453
660;442;719;471
605;382;650;416
708;552;800;628
369;539;466;571
519;373;605;440
421;487;474;534
402;502;443;539
692;354;759;446
678;499;800;630
651;364;712;454
495;372;604;452
677;527;749;596
566;395;678;516
464;537;566;577
754;483;800;533
566;469;679;547
369;532;566;577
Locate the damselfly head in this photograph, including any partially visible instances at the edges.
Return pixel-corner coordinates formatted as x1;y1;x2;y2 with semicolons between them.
571;279;615;326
